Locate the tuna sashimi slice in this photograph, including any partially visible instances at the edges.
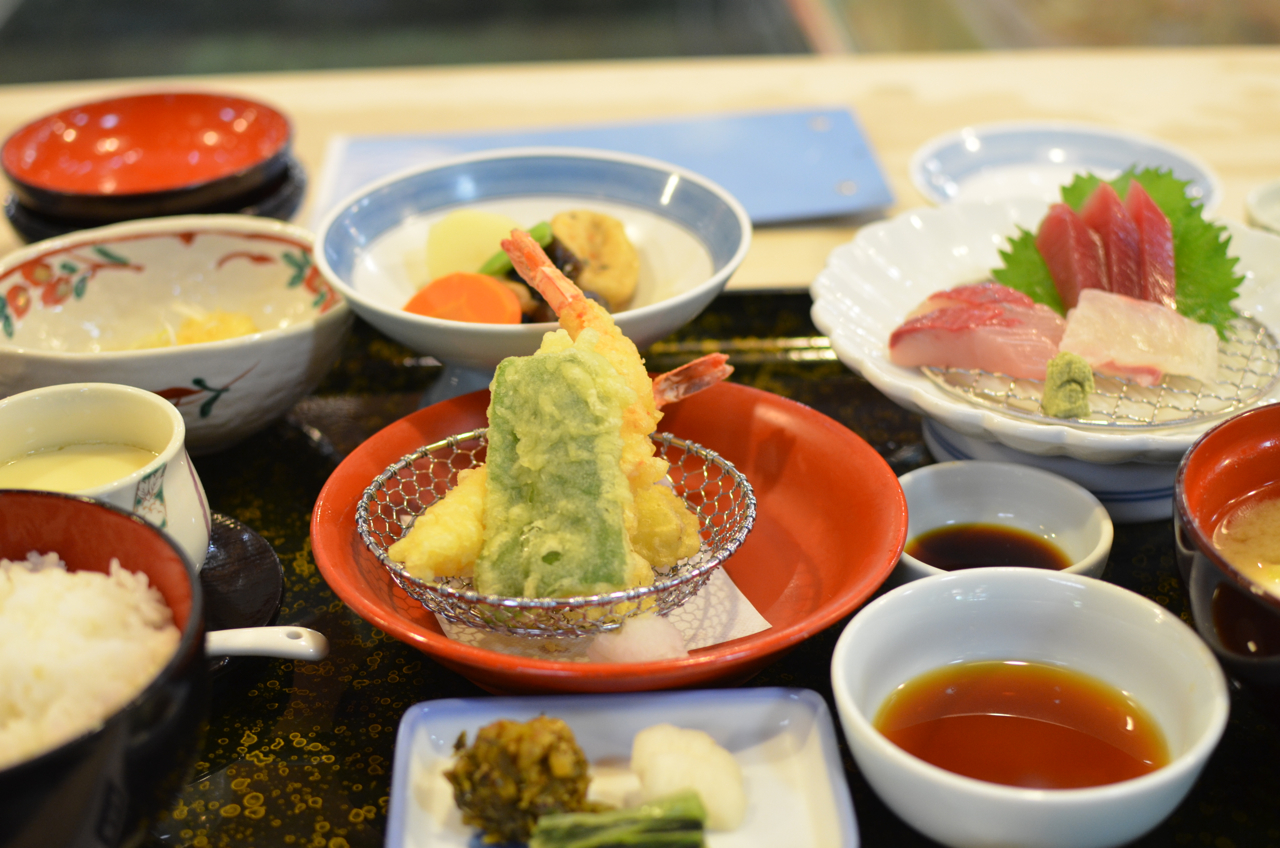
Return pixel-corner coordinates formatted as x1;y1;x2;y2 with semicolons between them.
1035;203;1108;309
1058;289;1218;386
889;283;1067;380
1124;181;1177;310
1081;182;1143;300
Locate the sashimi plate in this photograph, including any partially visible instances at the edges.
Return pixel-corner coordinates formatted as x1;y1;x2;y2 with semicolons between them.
810;197;1280;464
910;121;1222;214
386;689;859;848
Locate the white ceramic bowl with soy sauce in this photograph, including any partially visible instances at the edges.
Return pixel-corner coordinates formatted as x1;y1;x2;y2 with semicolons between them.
892;460;1113;587
830;568;1229;848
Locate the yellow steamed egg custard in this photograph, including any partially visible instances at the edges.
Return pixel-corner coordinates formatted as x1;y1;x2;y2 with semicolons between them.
0;443;159;493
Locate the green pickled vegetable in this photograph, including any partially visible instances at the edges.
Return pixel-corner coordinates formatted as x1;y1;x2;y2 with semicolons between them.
529;791;707;848
476;330;635;597
446;716;595;843
478;220;553;277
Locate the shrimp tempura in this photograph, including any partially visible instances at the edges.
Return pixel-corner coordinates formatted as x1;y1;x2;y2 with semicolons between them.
388;230;708;591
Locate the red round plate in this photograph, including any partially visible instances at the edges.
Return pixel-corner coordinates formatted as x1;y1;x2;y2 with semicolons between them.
2;91;291;218
311;382;906;694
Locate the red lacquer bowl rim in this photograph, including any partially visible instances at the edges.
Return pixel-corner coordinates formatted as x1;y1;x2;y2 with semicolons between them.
2;90;292;198
311;382;907;690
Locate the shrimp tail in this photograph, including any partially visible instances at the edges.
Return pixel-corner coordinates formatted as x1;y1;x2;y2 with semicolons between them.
501;229;579;314
652;353;733;408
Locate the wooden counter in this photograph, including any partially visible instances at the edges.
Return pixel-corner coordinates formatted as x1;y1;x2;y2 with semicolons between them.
4;50;1280;847
2;46;1279;289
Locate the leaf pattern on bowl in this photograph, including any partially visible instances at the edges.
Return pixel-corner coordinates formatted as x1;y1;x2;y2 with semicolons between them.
155;364;257;418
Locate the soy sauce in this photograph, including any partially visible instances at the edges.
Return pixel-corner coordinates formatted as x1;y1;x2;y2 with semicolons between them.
874;660;1168;789
905;523;1072;571
1212;581;1280;657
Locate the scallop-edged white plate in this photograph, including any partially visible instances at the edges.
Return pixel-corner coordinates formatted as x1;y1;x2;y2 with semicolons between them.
810;197;1280;465
910;121;1222;215
386;688;858;848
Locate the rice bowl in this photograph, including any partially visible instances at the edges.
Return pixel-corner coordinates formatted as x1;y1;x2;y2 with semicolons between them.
0;490;207;848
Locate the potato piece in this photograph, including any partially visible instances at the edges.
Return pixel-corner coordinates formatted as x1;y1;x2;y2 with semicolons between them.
630;723;746;831
426;209;522;282
550;210;640;312
387;467;487;580
632;481;701;568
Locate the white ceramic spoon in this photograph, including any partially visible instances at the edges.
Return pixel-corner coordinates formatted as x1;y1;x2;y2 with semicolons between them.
205;626;329;660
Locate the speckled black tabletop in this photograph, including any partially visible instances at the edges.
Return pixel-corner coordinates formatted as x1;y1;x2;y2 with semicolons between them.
146;293;1280;848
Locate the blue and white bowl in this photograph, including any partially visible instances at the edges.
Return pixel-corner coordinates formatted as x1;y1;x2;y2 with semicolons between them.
315;147;752;372
909;121;1221;213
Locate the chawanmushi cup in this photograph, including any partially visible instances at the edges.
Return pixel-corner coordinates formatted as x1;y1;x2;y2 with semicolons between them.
0;382;210;568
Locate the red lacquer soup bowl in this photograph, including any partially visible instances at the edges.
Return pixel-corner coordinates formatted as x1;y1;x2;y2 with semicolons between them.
2;91;291;222
311;382;907;695
1175;403;1280;704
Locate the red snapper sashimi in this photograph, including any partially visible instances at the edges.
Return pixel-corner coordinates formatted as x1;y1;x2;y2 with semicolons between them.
1124;181;1177;310
903;279;1039;319
1035;203;1108;309
889;282;1067;380
1058;289;1218;386
1081;183;1143;300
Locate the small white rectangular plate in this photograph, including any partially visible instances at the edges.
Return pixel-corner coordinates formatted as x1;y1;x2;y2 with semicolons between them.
386;687;859;848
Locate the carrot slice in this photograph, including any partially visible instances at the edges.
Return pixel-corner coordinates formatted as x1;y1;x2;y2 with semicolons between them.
403;272;522;324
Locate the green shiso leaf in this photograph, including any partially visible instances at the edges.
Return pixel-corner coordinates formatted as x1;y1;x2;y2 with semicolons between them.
990;167;1242;335
992;228;1064;315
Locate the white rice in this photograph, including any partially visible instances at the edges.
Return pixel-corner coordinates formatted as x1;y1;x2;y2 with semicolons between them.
0;551;181;769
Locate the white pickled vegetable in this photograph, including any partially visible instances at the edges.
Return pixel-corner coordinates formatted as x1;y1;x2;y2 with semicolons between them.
630;724;746;831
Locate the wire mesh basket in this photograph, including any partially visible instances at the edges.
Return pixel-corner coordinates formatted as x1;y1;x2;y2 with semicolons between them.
357;429;756;638
921;315;1280;429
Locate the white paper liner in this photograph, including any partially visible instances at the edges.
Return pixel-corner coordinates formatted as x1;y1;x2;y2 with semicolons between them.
436;569;771;661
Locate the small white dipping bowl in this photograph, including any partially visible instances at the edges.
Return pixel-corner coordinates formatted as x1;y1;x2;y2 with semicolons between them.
0;382;211;568
0;214;353;453
894;460;1113;585
831;568;1229;848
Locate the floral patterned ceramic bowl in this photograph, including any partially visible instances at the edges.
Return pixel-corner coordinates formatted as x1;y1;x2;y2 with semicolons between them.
0;214;352;453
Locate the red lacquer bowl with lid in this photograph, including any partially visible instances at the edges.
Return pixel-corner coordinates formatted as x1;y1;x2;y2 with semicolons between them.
1;91;292;222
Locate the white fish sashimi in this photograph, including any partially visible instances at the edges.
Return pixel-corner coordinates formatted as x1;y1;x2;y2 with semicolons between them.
889;283;1067;380
1058;289;1219;386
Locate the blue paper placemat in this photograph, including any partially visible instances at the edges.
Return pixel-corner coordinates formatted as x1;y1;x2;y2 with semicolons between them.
310;107;892;227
